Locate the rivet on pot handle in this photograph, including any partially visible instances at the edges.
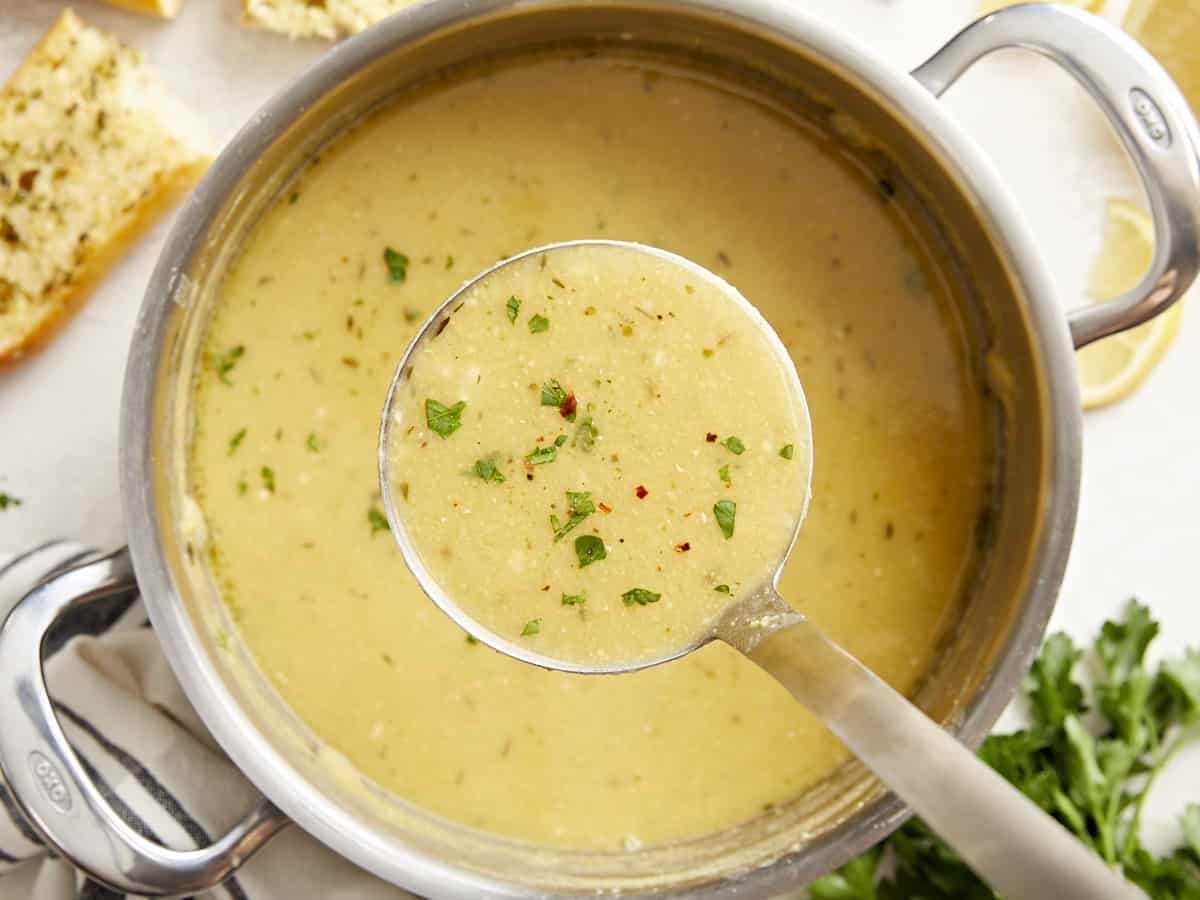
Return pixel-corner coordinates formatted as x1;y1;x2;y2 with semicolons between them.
911;3;1200;349
0;546;289;897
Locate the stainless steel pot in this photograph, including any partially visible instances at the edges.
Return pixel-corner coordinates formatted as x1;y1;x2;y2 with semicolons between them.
2;2;1197;897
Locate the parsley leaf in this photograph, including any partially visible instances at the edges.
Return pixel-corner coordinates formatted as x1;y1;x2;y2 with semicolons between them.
541;378;567;407
368;507;389;535
506;295;521;323
260;466;276;494
228;427;247;455
622;588;661;607
718;464;731;486
551;491;594;541
561;592;586;606
780;444;795;459
0;492;22;510
426;398;466;438
713;500;736;539
526;446;557;465
721;435;745;455
473;454;505;483
574;535;606;567
521;618;541;636
714;584;731;594
384;246;409;282
554;434;568;447
572;416;598;452
528;313;550;334
306;432;320;452
213;344;245;385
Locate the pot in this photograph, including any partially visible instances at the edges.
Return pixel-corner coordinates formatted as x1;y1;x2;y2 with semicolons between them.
2;2;1197;897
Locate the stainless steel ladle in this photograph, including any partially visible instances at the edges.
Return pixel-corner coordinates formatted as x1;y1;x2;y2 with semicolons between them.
380;240;1146;900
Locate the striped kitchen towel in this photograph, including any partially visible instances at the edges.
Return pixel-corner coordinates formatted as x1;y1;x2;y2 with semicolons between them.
0;542;411;900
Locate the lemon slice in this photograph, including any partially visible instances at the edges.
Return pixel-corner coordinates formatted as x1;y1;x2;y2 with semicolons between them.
1076;198;1182;409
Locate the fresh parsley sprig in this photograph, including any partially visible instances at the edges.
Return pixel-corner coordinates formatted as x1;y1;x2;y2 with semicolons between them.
809;600;1200;900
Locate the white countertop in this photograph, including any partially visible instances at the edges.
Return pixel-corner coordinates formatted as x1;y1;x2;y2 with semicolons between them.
1;0;1196;857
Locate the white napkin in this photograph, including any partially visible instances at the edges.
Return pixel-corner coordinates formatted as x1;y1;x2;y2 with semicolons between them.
0;542;412;900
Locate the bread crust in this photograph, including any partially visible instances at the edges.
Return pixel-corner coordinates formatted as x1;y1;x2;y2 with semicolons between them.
0;9;211;365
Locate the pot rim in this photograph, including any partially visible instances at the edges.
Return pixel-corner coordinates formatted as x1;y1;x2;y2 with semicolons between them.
119;0;1081;896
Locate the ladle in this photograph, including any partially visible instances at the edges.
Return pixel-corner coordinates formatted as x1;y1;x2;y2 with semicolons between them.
380;241;1145;900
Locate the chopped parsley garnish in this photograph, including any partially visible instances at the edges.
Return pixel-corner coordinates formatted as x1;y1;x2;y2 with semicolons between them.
721;436;746;455
445;255;455;270
713;500;736;539
383;246;409;283
306;432;320;452
237;480;248;496
520;618;541;636
574;534;606;567
541;378;566;407
465;633;479;645
526;446;557;465
622;588;661;607
506;295;521;323
404;307;422;323
368;507;388;535
780;444;795;460
228;427;247;455
572;416;598;452
213;344;245;385
473;454;505;483
540;378;576;420
260;466;276;494
718;464;731;486
425;398;466;438
554;434;568;448
561;592;586;606
0;492;22;510
714;584;732;594
528;313;550;334
810;599;1200;900
551;491;595;541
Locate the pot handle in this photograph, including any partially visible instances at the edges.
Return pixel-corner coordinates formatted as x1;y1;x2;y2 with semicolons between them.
911;3;1200;349
0;545;289;897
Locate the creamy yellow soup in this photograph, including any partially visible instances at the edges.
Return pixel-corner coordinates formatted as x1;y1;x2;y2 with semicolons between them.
385;243;811;666
190;54;991;849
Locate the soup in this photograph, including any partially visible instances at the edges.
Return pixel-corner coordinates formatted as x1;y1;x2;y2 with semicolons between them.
383;243;811;666
190;54;991;849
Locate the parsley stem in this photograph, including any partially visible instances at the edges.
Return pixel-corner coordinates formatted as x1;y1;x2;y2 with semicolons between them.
1121;728;1193;861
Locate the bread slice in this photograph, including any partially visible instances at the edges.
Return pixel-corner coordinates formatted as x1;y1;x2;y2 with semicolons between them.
242;0;418;40
0;9;211;363
100;0;186;19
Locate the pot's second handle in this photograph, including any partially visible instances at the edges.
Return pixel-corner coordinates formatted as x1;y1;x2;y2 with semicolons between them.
912;2;1200;349
0;546;289;897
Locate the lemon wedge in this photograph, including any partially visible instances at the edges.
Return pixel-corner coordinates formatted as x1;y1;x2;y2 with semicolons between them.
1076;198;1182;409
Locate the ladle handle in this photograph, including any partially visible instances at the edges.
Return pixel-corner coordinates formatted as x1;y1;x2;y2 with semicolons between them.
748;615;1146;900
911;2;1200;349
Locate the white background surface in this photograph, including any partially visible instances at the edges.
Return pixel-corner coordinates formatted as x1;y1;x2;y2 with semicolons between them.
1;0;1196;864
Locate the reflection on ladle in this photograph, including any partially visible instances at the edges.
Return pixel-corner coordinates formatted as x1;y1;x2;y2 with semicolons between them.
379;240;1146;900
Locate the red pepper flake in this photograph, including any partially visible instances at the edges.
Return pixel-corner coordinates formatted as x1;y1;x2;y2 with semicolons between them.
635;485;648;499
559;392;577;419
541;584;551;592
705;432;718;442
675;542;691;552
598;502;612;513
